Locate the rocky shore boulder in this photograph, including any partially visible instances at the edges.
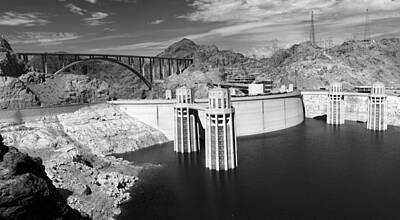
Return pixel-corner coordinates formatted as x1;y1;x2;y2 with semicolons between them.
0;135;87;220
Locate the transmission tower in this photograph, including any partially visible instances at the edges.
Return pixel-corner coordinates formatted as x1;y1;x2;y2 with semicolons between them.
272;39;279;53
363;8;370;41
310;11;316;45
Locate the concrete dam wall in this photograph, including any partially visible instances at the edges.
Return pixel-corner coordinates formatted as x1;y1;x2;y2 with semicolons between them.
110;92;305;140
302;91;400;127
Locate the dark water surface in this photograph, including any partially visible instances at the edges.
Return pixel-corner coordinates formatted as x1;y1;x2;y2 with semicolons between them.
116;119;400;220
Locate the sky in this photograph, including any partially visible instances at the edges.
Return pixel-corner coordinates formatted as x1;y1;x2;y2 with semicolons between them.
1;0;400;57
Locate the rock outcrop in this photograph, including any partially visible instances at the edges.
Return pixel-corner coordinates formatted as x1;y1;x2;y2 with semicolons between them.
0;36;27;77
23;72;111;107
0;135;87;220
157;38;199;58
57;104;169;155
0;37;39;109
0;76;40;109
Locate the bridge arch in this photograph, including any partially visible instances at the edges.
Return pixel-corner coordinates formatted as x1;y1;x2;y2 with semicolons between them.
53;57;152;89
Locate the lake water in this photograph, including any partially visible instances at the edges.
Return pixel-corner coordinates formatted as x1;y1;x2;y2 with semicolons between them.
116;119;400;219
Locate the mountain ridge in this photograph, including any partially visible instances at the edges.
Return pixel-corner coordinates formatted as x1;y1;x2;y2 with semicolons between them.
158;38;400;91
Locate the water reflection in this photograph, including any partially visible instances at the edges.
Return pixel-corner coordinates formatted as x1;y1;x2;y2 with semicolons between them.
176;151;202;167
206;169;237;187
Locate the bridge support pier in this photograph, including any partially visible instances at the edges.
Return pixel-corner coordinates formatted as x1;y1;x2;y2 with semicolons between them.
174;86;201;153
367;82;388;131
205;87;237;171
327;82;345;125
41;55;48;74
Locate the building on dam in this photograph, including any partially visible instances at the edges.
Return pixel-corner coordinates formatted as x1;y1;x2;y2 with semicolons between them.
205;87;238;171
174;86;201;153
165;89;172;100
367;82;388;131
327;82;345;125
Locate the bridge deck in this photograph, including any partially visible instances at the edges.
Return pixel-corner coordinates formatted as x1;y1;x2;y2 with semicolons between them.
16;52;193;60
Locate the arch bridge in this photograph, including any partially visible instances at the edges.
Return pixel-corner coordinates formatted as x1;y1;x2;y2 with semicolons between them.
16;52;194;89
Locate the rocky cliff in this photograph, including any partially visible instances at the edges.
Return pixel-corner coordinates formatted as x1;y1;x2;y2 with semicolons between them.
0;135;87;220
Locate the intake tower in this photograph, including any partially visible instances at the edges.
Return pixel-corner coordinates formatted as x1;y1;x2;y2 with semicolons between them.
367;82;387;131
327;82;345;125
174;86;201;153
205;87;237;171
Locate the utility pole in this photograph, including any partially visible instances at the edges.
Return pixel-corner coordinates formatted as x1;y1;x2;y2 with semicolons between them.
363;9;370;41
272;39;279;53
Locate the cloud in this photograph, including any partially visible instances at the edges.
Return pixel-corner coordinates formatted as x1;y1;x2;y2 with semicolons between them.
110;0;137;2
9;32;80;45
103;27;115;31
65;4;87;15
84;0;97;3
69;0;135;3
84;12;111;26
150;19;165;25
87;40;175;54
180;0;400;24
175;0;400;51
63;3;111;26
0;12;49;26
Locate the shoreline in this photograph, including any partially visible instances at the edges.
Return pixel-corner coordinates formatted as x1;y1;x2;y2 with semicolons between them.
0;104;169;219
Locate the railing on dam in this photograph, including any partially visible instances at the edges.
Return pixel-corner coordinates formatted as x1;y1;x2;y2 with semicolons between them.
301;91;370;96
109;92;305;140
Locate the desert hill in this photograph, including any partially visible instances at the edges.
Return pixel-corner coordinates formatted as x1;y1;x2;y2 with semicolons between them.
156;38;400;93
259;39;400;90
